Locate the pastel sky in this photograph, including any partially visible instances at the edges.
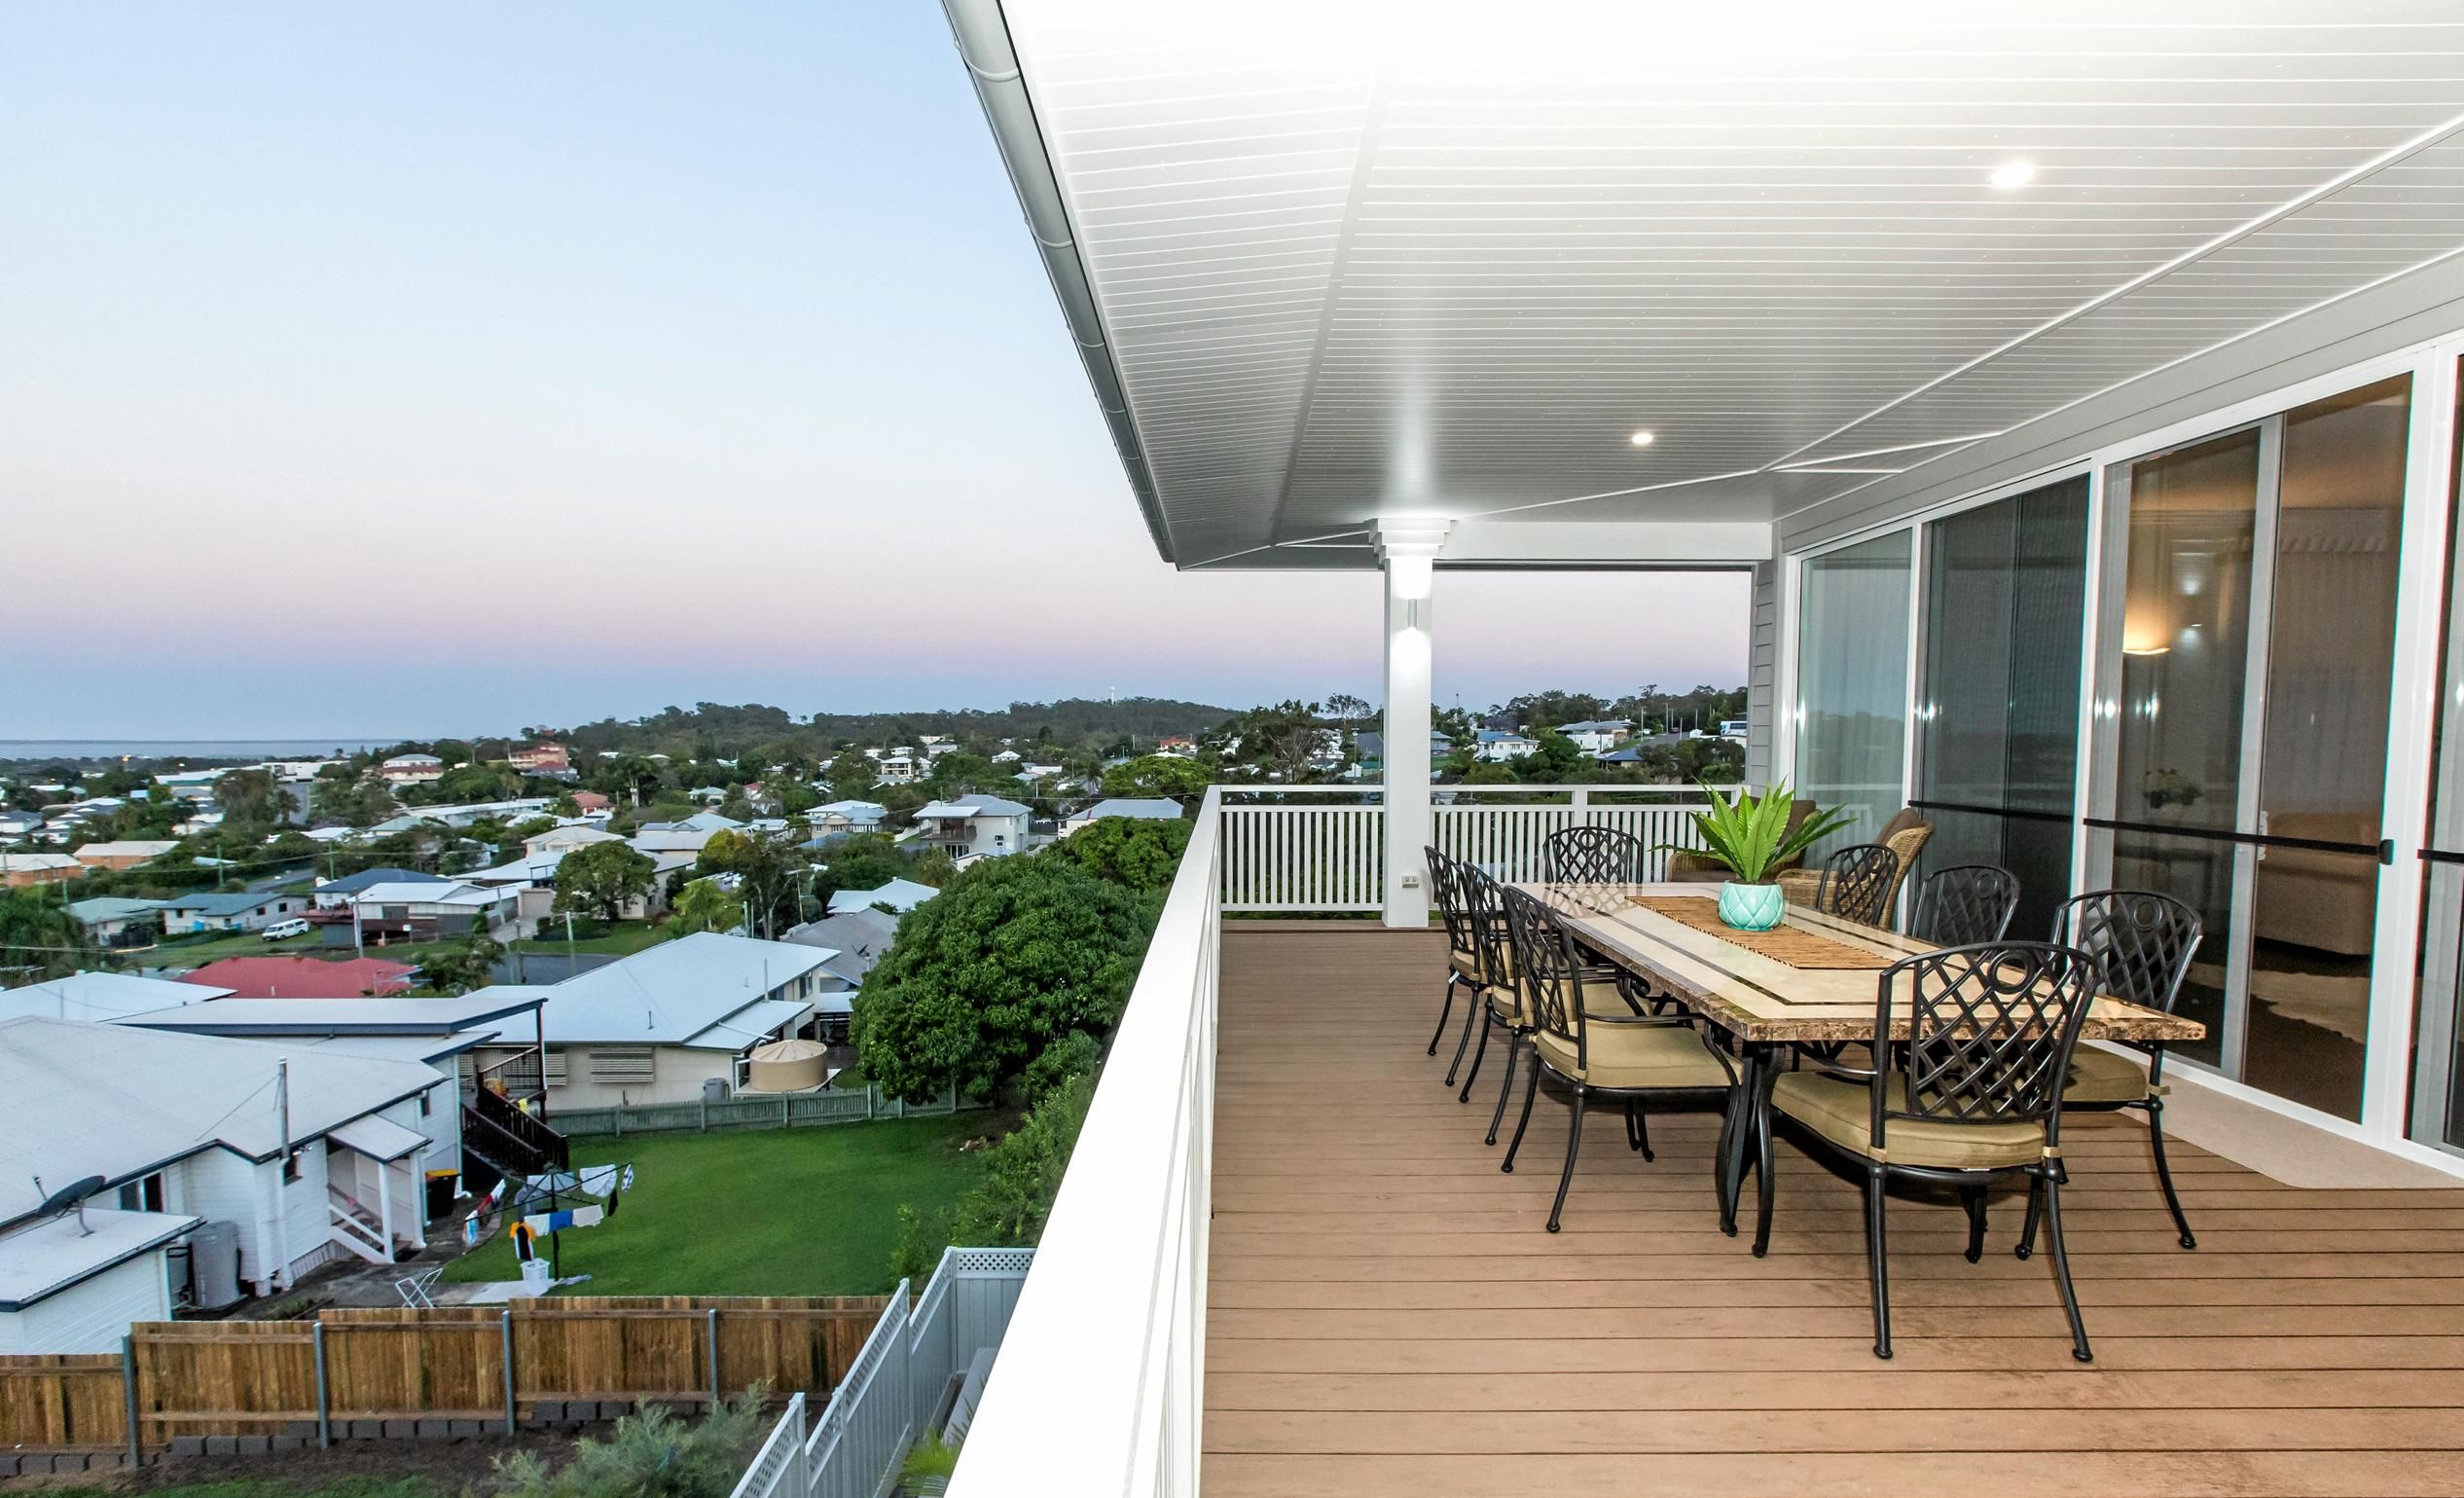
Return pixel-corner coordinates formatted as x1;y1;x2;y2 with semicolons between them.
0;4;1747;740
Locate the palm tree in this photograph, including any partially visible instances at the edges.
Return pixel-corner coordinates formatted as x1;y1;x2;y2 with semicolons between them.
0;886;101;984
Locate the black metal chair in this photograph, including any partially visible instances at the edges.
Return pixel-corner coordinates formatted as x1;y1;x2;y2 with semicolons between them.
1542;824;1645;885
1913;864;2020;947
1752;940;2101;1361
2042;889;2205;1251
1442;860;1518;1089
1497;886;1739;1231
1812;842;1901;927
1424;844;1479;1057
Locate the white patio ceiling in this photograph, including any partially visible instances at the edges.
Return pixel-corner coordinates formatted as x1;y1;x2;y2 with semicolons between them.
952;0;2464;568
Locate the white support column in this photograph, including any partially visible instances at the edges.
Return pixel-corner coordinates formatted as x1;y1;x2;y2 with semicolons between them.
1378;520;1447;929
376;1155;395;1251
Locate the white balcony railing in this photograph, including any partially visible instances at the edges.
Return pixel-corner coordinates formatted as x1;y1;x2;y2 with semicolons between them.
945;786;1224;1498
1218;784;1713;911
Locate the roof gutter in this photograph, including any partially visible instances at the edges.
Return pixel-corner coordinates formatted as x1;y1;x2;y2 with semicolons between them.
941;0;1174;565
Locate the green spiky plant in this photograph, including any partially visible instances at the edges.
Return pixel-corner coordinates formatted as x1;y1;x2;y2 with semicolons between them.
1659;780;1853;884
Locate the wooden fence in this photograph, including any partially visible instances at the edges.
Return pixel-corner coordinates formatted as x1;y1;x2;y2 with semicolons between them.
0;1297;888;1451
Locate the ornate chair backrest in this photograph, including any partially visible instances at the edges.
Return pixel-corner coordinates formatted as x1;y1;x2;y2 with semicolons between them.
1870;942;2098;1153
1914;864;2020;947
1502;885;1593;1066
1543;825;1645;886
2050;890;2202;1015
1816;842;1901;926
1425;844;1472;955
1461;864;1514;989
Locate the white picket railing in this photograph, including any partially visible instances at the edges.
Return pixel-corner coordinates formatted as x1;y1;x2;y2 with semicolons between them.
1216;786;1714;910
729;1247;1034;1498
945;786;1224;1498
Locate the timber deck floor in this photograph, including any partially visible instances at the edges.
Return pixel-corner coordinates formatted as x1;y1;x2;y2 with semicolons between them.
1205;925;2464;1498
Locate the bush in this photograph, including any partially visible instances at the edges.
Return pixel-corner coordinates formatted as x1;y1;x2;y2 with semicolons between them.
944;1071;1097;1247
490;1387;769;1498
852;857;1147;1105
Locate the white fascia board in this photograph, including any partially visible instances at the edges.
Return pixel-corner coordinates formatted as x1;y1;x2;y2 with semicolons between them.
1437;520;1773;566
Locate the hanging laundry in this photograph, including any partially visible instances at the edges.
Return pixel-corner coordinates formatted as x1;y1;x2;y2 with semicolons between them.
523;1205;606;1235
510;1220;539;1262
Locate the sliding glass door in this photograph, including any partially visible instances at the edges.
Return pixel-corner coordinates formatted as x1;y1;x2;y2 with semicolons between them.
2410;360;2464;1151
2093;376;2412;1120
1914;476;2089;940
1795;531;1912;856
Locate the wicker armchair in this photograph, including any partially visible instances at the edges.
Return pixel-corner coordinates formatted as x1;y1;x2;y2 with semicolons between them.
1666;797;1818;884
1777;808;1933;921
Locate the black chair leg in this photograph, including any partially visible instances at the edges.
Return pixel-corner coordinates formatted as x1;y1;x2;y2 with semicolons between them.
1750;1076;1777;1259
1547;1087;1588;1232
1427;975;1460;1056
1865;1165;1893;1359
1459;1010;1494;1103
1443;993;1480;1086
1961;1187;1987;1264
1485;1034;1521;1146
2146;1098;2197;1250
1633;1103;1653;1161
2014;1173;2046;1261
2041;1165;2093;1363
1503;1058;1541;1173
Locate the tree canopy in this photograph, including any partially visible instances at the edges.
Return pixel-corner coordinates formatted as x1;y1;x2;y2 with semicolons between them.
1047;815;1192;897
852;856;1149;1105
1099;754;1210;800
554;840;657;921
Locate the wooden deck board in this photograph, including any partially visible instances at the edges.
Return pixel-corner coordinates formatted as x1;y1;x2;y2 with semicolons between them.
1204;927;2464;1496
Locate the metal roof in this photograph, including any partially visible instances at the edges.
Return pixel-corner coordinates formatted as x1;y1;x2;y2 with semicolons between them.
0;971;231;1023
0;1207;202;1312
525;932;827;1046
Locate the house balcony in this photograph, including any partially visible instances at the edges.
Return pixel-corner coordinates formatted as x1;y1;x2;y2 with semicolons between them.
945;788;2464;1497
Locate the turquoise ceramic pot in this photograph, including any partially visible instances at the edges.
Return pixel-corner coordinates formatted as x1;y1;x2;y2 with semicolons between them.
1718;880;1786;932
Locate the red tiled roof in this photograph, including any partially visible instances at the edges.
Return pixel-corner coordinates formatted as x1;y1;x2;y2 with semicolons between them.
179;955;418;999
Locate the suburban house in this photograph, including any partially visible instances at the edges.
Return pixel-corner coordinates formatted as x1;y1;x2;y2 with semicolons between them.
909;793;1033;859
524;823;625;857
0;1201;202;1356
70;839;181;871
310;866;447;908
827;877;940;916
871;752;919;786
466;932;827;1109
569;789;613;815
368;796;552;833
1556;719;1633;754
0;809;47;839
0;852;81;888
1472;729;1539;762
66;895;165;948
180;955;417;1000
1349;729;1452;776
377;752;444;786
0;1016;448;1331
339;881;516;939
507;741;570;774
0;970;232;1024
1061;798;1185;835
630;811;743;856
122;991;555;1190
782;905;900;1043
809;799;888;837
156;890;310;935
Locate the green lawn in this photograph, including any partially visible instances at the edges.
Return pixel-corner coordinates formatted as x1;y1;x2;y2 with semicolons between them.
443;1114;991;1296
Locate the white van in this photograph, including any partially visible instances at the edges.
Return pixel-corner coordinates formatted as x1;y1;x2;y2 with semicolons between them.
261;917;312;941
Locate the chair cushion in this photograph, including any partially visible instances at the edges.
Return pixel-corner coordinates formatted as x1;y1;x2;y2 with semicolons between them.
2064;1046;2161;1104
1877;806;1930;843
1770;1070;2047;1171
1532;1023;1732;1090
1449;948;1480;979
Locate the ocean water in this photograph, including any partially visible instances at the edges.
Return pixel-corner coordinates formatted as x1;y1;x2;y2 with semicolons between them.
0;739;392;761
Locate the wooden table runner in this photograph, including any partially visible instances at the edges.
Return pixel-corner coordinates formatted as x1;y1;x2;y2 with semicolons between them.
1628;895;1894;970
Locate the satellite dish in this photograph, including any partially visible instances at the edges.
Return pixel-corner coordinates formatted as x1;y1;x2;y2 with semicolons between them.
30;1174;108;1237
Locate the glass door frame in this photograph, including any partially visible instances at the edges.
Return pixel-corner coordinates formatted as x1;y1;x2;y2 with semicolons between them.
1777;334;2463;1151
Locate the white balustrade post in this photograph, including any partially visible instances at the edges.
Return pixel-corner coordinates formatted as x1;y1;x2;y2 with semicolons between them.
1378;520;1447;928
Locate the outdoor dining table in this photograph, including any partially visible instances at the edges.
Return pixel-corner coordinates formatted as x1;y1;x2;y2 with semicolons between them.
1514;880;2208;1236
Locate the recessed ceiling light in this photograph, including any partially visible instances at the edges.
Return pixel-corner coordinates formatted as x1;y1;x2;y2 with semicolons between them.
1989;159;2035;192
1629;430;1655;447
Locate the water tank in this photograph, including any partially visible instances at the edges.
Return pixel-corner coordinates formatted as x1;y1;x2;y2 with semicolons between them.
189;1221;243;1311
702;1076;733;1103
744;1039;828;1094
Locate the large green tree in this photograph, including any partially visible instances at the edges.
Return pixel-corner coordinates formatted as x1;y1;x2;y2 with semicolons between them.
1098;754;1210;800
554;840;657;921
212;768;284;830
668;877;742;936
1048;816;1192;897
0;888;100;983
853;857;1148;1104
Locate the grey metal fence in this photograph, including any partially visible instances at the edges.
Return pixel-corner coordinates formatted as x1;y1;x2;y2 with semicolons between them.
544;1083;976;1139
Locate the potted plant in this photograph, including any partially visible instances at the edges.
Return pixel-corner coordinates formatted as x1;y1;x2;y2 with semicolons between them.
1660;780;1853;932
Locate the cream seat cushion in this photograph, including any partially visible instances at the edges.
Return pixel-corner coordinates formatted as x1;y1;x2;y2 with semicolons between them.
2064;1046;2162;1105
1532;1022;1731;1090
1772;1070;2047;1171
